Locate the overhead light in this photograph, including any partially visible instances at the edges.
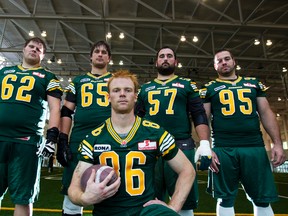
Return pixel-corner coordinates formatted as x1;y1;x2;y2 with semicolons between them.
119;60;123;65
282;67;287;73
180;35;186;42
68;77;72;82
29;30;34;37
106;32;112;39
119;33;125;39
60;78;64;82
47;56;55;63
266;39;272;46
254;39;260;45
57;59;62;64
236;65;241;70
192;36;198;42
109;60;114;65
278;97;282;101
276;113;280;117
41;31;47;37
178;63;182;68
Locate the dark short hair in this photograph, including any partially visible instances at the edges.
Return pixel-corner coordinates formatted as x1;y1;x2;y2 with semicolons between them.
214;49;234;59
156;46;177;60
24;37;47;54
90;41;111;57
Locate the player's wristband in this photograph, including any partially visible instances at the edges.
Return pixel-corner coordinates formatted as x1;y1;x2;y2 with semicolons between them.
199;140;210;147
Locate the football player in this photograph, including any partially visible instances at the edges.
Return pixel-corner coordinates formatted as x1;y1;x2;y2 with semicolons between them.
200;49;286;216
0;37;62;216
57;41;112;216
135;46;211;216
68;70;195;216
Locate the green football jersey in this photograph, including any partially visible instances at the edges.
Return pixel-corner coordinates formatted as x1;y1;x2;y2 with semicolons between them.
79;116;178;216
65;72;112;153
136;75;199;140
0;65;62;145
200;76;267;147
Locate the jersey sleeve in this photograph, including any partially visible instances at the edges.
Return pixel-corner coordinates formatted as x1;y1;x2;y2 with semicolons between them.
46;72;63;99
199;81;214;103
78;133;96;164
256;80;268;97
65;82;77;103
159;130;178;160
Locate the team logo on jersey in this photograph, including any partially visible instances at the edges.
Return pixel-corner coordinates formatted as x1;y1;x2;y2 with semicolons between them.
243;83;256;88
214;85;226;91
32;72;45;78
94;144;111;152
80;78;91;83
145;86;156;92
172;82;184;88
104;78;109;82
4;69;15;74
138;140;157;150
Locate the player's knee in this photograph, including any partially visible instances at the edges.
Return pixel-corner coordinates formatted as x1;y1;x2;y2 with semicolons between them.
217;198;235;208
253;202;269;207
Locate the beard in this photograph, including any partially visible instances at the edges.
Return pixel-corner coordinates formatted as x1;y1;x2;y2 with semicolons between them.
217;65;236;77
157;64;175;76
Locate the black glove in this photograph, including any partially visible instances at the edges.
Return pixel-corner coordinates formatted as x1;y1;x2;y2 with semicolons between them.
42;127;59;158
56;133;72;167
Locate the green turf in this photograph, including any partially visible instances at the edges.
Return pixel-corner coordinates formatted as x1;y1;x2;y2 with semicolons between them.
1;168;287;215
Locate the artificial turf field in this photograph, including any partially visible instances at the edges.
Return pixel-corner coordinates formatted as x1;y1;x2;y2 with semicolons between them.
1;167;287;216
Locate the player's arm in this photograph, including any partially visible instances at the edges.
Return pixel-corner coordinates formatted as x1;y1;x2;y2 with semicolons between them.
47;95;61;129
166;149;195;212
203;102;220;172
38;95;61;158
68;161;120;206
257;97;286;167
57;100;75;166
143;149;195;212
189;96;209;139
60;100;75;134
189;96;212;166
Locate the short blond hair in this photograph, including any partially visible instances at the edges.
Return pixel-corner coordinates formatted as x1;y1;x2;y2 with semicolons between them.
108;70;139;93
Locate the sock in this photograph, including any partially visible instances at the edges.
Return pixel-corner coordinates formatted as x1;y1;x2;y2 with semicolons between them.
179;209;194;216
253;203;274;216
62;195;83;215
216;200;235;216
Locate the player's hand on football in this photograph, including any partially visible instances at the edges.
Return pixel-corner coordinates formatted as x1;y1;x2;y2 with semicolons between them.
82;169;120;205
56;133;72;167
209;151;220;173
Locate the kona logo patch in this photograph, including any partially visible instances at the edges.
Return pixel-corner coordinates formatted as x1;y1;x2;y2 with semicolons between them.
94;144;111;152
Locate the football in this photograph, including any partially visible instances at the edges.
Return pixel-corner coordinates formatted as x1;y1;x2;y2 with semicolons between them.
80;164;118;191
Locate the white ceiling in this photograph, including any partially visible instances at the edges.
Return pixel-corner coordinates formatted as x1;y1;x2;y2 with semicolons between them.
0;0;288;114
